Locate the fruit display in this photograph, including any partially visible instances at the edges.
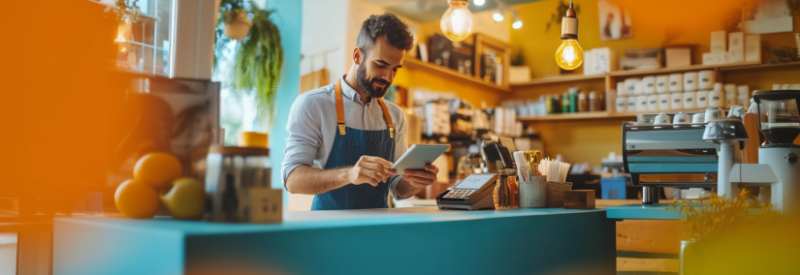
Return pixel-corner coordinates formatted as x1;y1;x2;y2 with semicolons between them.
114;152;205;220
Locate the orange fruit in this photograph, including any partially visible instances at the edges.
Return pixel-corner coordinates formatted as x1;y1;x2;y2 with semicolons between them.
134;152;182;188
114;180;160;219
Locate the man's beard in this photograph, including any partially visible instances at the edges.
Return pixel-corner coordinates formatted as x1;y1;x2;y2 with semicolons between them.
357;64;390;99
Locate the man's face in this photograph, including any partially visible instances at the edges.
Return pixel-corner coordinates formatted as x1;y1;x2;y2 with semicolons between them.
357;37;405;99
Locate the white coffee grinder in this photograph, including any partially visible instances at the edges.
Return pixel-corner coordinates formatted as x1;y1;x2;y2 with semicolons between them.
729;90;800;213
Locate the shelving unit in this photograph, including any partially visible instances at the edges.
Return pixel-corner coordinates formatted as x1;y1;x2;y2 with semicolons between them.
518;109;711;122
403;58;511;93
509;61;798;88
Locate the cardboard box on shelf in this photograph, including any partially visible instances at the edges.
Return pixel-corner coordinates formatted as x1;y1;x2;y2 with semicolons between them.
702;52;729;65
745;34;762;63
711;30;727;53
665;47;691;67
728;32;745;63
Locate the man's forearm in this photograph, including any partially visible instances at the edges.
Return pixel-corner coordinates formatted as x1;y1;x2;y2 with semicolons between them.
285;166;350;195
394;178;423;199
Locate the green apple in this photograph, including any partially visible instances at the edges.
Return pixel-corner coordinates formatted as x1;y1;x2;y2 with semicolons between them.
160;177;205;220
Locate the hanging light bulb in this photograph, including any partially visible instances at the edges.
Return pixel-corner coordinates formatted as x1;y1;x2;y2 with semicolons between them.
473;0;485;6
512;12;522;29
555;0;583;70
440;0;474;42
492;10;504;22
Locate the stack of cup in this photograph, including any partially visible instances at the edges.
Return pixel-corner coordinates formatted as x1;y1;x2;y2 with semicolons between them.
696;70;715;108
633;80;647;112
625;78;640;112
708;83;725;108
724;84;737;107
643;76;659;111
656;75;671;111
737;85;750;106
669;73;684;110
615;81;627;113
683;72;698;109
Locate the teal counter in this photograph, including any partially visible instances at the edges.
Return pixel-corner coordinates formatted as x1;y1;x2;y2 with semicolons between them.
605;204;681;220
54;207;616;275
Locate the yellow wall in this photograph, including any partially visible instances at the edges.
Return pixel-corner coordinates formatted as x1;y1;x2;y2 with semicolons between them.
511;0;800;78
507;0;800;165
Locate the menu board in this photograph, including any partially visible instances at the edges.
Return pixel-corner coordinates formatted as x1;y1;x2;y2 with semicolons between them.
455;174;497;190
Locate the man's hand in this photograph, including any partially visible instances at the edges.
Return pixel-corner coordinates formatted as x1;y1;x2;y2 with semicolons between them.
347;156;397;186
403;164;439;188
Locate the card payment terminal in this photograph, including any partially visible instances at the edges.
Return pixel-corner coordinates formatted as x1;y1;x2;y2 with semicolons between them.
436;173;498;210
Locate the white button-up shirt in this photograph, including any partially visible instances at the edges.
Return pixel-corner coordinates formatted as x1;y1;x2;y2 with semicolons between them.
282;78;408;199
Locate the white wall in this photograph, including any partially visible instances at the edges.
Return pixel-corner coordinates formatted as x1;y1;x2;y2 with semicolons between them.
300;0;349;85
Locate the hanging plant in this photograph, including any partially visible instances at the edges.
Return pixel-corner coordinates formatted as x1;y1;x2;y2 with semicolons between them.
215;0;284;128
545;0;580;33
114;0;141;23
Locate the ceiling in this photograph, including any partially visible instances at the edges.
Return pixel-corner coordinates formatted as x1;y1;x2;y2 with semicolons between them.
360;0;544;22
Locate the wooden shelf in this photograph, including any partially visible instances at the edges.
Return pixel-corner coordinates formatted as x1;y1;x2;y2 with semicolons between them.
718;61;800;71
518;109;710;122
511;74;606;87
403;58;511;93
608;61;761;77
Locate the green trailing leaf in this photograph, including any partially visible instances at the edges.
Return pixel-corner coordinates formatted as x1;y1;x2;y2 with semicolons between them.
214;0;283;129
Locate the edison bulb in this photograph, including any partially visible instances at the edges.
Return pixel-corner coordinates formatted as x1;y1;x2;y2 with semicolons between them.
440;0;473;42
555;39;584;70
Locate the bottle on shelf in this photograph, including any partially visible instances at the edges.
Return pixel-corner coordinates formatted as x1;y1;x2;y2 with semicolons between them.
578;91;588;112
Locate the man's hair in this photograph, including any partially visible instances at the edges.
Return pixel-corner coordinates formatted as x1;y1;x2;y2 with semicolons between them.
357;13;414;56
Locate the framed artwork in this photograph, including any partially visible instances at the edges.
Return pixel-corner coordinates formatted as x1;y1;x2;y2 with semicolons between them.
744;0;794;34
598;1;632;41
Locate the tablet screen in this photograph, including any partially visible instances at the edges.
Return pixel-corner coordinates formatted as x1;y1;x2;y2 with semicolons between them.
455;174;496;190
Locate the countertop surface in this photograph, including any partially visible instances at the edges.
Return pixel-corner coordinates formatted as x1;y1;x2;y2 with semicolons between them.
56;207;606;236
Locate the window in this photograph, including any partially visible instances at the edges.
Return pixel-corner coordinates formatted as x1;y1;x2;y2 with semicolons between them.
98;0;173;76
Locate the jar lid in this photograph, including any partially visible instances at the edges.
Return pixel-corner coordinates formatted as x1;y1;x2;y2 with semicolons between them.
209;145;269;156
238;131;269;148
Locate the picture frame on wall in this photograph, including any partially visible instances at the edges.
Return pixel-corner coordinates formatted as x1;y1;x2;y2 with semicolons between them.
598;0;632;41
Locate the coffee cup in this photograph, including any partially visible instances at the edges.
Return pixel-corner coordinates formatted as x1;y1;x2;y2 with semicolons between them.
673;112;691;124
705;108;723;122
654;113;671;125
692;113;706;124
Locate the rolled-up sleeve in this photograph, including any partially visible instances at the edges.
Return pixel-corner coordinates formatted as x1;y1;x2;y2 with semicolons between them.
282;94;323;187
388;111;409;200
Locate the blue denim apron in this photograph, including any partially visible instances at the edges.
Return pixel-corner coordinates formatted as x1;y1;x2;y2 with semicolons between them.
311;80;395;210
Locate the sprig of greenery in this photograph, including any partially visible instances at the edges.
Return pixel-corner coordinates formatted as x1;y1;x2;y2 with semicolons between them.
667;189;774;243
115;0;141;23
214;0;284;128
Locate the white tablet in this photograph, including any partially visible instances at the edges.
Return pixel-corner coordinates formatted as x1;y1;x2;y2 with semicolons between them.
391;144;449;174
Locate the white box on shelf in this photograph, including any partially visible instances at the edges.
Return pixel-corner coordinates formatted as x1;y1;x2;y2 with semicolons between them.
656;75;670;93
711;31;727;53
636;95;649;112
728;32;744;63
509;66;531;84
584;47;615;75
647;94;659;111
665;47;692;67
671;92;684;110
683;91;697;109
745;34;761;63
703;52;729;65
658;94;671;110
616;96;628;113
696;90;709;108
669;73;684;92
627;95;637;111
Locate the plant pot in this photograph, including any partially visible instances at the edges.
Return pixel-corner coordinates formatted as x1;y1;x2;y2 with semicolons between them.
509;66;530;84
224;10;252;41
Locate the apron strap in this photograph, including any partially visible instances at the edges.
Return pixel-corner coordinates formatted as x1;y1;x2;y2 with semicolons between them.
334;80;346;135
334;78;395;139
376;98;395;139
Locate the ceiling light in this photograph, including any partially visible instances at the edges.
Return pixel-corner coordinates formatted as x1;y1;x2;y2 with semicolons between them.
473;0;486;6
492;10;504;22
555;0;584;70
441;0;474;42
512;12;522;29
